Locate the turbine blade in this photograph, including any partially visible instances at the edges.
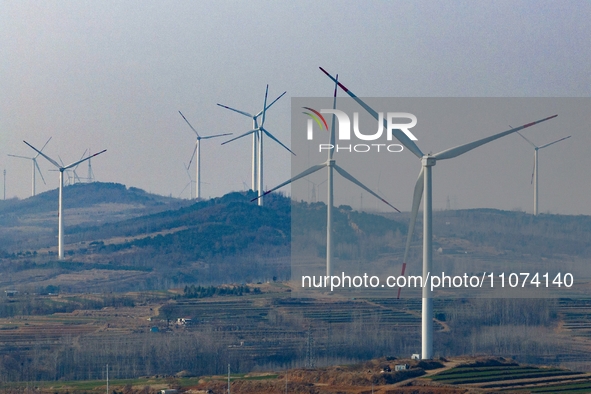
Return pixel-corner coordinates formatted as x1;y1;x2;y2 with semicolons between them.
539;135;571;149
333;164;399;212
261;85;269;127
216;103;253;118
73;149;88;170
184;164;193;180
398;167;424;299
34;159;46;185
261;127;296;155
329;74;338;150
73;169;81;183
179;111;201;138
251;163;326;202
64;149;106;170
35;136;53;158
265;91;286;111
200;132;233;140
187;142;198;169
319;67;424;159
221;129;257;145
516;131;538;148
7;154;32;160
433;114;558;161
179;182;190;198
23;141;61;168
256;91;287;118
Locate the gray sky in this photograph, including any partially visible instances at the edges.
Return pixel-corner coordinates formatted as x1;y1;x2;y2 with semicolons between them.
1;1;589;214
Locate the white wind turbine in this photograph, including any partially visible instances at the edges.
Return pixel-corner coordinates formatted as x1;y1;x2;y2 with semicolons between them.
516;131;570;215
218;85;295;206
23;141;106;260
178;111;232;200
7;137;52;196
51;150;88;186
254;75;399;278
320;66;557;359
179;163;196;199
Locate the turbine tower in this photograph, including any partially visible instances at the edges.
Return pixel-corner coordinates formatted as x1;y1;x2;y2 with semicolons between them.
254;75;398;278
23;141;106;259
516;132;570;215
7;137;51;196
320;66;557;359
218;85;294;206
178;111;232;200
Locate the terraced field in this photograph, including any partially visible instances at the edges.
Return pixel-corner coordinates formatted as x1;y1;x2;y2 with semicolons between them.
428;360;591;392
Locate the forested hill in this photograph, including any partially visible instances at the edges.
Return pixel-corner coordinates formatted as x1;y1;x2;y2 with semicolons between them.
0;182;408;292
0;182;184;219
1;181;590;293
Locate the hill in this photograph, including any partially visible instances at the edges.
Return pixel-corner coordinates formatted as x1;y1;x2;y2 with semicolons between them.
1;182;591;294
0;183;412;292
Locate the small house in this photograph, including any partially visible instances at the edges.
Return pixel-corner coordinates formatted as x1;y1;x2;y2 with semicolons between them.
176;317;193;325
394;364;409;371
411;353;420;360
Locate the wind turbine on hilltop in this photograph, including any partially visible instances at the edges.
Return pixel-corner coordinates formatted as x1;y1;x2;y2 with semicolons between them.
320;66;557;360
515;131;570;215
218;85;295;206
7;137;52;196
178;111;232;200
51;150;88;186
23;141;106;260
253;75;399;278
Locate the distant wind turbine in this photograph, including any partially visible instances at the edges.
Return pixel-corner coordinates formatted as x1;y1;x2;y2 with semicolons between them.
23;141;106;259
218;85;294;206
179;163;196;199
306;178;327;203
178;111;232;200
516;131;570;215
320;66;557;359
253;75;398;278
7;137;52;196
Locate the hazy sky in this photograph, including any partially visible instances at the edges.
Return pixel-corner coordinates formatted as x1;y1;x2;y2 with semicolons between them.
1;1;589;214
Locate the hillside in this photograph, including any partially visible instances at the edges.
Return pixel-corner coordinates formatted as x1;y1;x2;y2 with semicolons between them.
0;182;192;253
1;182;591;295
0;183;411;292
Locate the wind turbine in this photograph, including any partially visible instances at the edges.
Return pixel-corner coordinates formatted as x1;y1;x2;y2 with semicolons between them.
218;85;295;206
71;150;88;184
7;137;52;196
52;151;87;186
515;131;570;215
23;141;106;259
86;149;96;183
320;66;557;359
307;178;327;203
179;163;196;199
253;75;399;278
178;111;232;200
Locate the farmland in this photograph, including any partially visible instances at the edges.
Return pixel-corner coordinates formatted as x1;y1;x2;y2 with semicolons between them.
1;284;591;389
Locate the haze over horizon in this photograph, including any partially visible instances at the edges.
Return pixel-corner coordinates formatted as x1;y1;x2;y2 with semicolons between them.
1;1;590;215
